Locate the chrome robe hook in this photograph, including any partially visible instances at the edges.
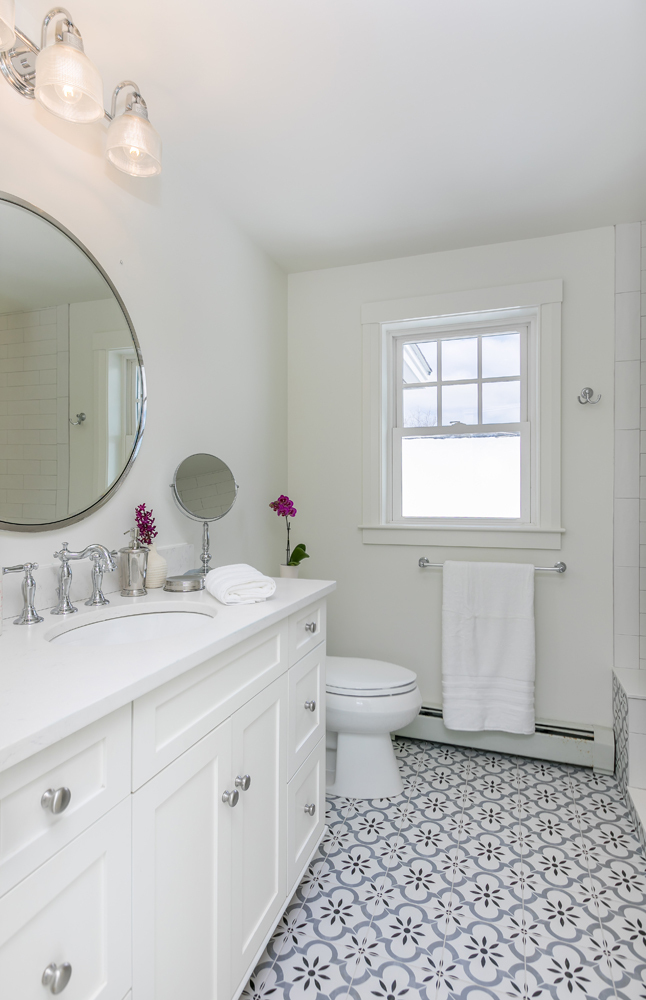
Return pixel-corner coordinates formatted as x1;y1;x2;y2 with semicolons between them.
578;387;601;404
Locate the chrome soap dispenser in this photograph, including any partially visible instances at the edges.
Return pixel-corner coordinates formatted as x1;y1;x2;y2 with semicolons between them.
119;528;148;597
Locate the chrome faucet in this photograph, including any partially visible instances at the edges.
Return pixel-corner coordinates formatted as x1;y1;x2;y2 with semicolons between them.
51;543;117;616
2;563;44;625
85;550;114;607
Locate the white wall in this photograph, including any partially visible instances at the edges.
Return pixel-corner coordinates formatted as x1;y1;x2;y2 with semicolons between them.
0;43;288;614
288;228;615;727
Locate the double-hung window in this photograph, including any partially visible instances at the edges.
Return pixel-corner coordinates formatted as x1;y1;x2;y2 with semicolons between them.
393;323;529;522
361;281;563;548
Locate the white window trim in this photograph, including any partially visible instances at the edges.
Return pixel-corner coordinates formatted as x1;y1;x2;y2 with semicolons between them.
361;279;564;549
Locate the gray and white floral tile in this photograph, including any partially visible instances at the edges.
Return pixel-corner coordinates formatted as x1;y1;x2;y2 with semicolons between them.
242;737;646;1000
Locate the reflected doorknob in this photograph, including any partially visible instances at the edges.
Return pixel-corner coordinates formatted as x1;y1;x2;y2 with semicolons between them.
304;700;316;712
41;787;71;814
222;789;239;807
303;803;316;816
42;963;72;994
235;774;251;791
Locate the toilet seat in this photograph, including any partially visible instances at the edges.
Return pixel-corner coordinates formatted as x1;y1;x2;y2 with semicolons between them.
326;656;418;698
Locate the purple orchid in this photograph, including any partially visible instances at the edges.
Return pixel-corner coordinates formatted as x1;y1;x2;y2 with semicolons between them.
135;503;158;546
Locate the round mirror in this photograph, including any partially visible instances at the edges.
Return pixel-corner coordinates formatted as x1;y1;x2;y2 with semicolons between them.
171;453;238;578
172;454;238;521
0;193;146;532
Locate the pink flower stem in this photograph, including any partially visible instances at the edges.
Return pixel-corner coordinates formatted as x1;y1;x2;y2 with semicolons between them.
286;519;291;565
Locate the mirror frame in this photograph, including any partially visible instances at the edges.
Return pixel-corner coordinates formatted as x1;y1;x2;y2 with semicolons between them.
0;192;147;533
171;453;238;522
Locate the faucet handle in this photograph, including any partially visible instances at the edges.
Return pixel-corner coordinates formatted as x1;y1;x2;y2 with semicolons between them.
3;563;44;625
53;542;70;561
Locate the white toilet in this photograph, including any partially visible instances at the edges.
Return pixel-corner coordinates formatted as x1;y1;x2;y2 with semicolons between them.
326;656;422;799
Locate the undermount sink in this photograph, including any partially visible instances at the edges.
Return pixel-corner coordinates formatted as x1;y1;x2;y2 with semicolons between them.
49;610;215;647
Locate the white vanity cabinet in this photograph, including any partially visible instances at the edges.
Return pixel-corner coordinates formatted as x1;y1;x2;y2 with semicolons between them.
0;586;331;1000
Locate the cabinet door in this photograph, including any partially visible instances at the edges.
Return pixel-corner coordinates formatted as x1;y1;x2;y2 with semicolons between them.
229;676;288;988
288;599;326;665
287;738;326;893
132;721;232;1000
0;797;131;1000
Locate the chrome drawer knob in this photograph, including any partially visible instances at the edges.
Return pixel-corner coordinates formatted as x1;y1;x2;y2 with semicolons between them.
304;622;317;633
235;774;251;791
42;962;72;994
222;789;239;807
41;787;71;814
303;803;316;816
304;700;316;712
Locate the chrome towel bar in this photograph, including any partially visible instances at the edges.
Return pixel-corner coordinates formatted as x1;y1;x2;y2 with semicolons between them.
418;558;566;573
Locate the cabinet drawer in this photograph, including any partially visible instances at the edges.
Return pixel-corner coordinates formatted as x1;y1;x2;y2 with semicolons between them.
132;621;288;789
287;738;325;892
0;706;131;897
288;643;326;779
0;797;131;1000
288;600;326;665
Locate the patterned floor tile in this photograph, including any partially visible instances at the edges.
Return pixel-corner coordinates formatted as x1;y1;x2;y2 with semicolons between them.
245;737;646;1000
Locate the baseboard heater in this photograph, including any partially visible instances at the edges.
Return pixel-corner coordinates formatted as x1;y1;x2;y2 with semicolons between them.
397;705;614;774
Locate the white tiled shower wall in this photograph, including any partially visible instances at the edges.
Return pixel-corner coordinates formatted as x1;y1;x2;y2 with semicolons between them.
614;223;642;669
0;305;69;524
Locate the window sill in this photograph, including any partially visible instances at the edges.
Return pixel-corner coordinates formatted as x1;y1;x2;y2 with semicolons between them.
360;524;565;550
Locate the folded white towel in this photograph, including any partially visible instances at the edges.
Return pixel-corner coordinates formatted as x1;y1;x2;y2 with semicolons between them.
205;564;276;605
442;561;535;735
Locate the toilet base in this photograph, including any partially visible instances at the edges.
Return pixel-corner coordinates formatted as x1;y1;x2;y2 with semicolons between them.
328;731;404;799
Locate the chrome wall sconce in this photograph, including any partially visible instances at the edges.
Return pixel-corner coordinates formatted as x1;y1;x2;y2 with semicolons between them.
0;6;161;177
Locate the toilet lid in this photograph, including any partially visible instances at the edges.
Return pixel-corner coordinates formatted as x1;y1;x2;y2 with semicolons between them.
326;656;418;697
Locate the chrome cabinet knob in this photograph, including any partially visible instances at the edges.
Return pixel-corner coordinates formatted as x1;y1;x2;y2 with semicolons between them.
222;789;239;807
42;962;72;994
304;700;316;712
235;774;251;791
41;787;71;814
304;622;317;633
303;803;316;816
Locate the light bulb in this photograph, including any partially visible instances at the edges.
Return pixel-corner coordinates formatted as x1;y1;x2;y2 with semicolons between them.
128;146;142;159
55;83;82;105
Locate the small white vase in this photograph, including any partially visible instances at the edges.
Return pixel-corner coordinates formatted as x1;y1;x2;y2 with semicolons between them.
279;564;299;579
145;543;168;588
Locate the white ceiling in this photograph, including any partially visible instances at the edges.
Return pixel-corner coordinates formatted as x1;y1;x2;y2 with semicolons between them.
15;0;646;272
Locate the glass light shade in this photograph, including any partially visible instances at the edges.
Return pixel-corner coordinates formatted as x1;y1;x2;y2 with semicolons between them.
0;0;15;52
106;113;162;177
34;42;104;123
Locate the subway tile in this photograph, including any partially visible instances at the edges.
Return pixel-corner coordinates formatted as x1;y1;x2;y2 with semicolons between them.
616;291;641;360
23;326;57;343
616;222;641;292
641;292;646;317
23;475;57;490
640;634;646;658
0;415;23;430
0;316;6;331
6;371;40;387
39;399;57;414
39;369;56;385
642;221;646;247
21;504;55;520
641;521;646;545
6;489;56;504
628;732;646;786
56;305;69;352
6;460;39;475
40;461;57;476
0;475;23;489
23;354;57;371
22;445;56;460
615;566;640;634
0;503;23;519
38;308;57;326
0;384;56;401
22;414;56;430
615;498;640;565
40;429;56;445
615;429;640;497
19;311;40;329
0;330;23;346
640;590;646;613
56;350;68;397
0;445;25;460
57;397;68;443
629;697;646;734
6;400;39;415
616;360;641;429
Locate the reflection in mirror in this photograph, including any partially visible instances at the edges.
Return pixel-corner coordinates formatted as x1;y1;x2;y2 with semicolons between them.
0;195;145;530
171;454;238;576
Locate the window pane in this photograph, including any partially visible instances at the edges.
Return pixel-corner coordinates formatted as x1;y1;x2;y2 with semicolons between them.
482;380;520;423
441;337;477;381
402;434;521;517
482;333;520;378
403;386;437;427
403;341;436;384
441;382;478;425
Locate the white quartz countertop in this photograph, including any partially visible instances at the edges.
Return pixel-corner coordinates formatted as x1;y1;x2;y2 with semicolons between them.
0;578;335;774
614;667;646;701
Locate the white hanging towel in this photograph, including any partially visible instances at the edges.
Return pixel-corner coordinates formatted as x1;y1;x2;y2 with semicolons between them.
205;564;276;605
442;561;535;734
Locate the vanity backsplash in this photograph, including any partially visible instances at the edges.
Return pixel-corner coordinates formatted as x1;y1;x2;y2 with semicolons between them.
1;541;194;622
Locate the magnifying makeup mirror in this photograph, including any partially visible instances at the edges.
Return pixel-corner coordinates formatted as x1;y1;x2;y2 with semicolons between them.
171;453;238;577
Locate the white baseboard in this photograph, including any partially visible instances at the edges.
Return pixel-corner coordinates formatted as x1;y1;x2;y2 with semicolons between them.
396;711;614;774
